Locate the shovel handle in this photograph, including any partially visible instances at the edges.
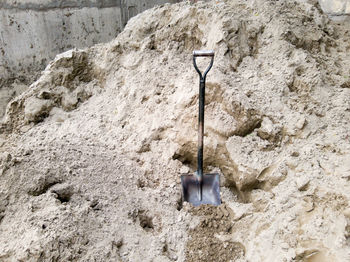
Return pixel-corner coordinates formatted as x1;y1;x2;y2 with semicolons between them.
193;50;214;81
193;50;214;57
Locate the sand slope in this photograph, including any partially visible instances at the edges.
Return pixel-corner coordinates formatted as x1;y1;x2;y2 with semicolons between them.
1;1;350;261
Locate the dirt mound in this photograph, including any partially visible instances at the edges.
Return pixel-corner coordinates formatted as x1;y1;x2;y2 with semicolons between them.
1;0;350;261
185;204;245;262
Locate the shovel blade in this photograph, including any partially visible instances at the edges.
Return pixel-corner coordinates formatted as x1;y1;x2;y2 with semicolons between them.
181;173;221;206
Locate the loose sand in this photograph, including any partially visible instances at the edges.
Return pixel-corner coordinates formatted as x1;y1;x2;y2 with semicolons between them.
1;1;350;261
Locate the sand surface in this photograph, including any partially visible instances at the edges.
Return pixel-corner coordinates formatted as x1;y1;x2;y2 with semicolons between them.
1;0;350;261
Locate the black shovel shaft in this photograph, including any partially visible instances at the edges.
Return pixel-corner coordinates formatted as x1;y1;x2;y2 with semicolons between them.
193;51;214;199
198;80;205;179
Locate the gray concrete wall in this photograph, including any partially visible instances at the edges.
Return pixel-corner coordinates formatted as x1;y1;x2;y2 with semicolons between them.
0;4;122;81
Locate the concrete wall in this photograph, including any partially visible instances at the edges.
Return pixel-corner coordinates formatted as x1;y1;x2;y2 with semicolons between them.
0;5;121;81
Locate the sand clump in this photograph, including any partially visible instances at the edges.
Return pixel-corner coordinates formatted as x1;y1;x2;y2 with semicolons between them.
1;0;350;261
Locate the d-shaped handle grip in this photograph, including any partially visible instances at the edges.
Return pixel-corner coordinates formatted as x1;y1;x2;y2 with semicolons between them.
193;50;215;80
193;50;215;57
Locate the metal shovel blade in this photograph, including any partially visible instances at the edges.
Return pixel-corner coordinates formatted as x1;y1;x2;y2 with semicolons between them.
181;173;221;206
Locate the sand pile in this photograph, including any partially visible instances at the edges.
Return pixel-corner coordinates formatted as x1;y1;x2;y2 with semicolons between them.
1;0;350;261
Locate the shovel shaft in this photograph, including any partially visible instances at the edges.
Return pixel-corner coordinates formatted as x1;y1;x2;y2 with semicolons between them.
197;80;205;200
198;80;205;179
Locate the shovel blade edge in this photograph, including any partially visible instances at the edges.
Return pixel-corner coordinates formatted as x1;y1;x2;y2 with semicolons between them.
181;173;221;206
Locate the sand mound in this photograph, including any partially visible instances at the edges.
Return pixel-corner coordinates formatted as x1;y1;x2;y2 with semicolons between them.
1;0;350;261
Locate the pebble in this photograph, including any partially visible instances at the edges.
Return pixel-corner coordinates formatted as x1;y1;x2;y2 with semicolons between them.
296;177;310;191
281;242;289;250
115;238;123;248
20;125;32;133
291;151;299;157
343;208;350;218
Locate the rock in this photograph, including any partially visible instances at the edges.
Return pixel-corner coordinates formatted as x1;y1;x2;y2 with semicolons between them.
257;117;281;141
296;176;310;191
61;94;78;111
24;97;53;123
113;238;123;248
51;184;74;203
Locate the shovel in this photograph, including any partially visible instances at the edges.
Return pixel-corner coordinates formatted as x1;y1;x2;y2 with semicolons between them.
180;50;221;206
